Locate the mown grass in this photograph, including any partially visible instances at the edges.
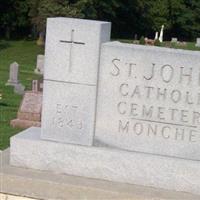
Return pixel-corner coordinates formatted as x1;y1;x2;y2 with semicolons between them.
0;40;43;150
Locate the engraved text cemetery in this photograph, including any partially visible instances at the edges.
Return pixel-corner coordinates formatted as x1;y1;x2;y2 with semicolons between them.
111;60;200;143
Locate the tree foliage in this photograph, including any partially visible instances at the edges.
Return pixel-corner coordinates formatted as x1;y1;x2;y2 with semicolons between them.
0;0;200;40
0;0;29;39
28;0;84;33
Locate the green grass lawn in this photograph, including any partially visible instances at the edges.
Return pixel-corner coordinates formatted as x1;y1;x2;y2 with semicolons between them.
0;40;44;150
162;41;200;51
118;39;200;51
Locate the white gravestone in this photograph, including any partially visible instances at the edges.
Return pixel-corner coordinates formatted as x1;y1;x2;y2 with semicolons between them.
6;62;19;86
95;42;200;160
159;25;164;42
41;18;111;146
171;38;178;43
6;62;25;94
195;38;200;47
34;55;45;74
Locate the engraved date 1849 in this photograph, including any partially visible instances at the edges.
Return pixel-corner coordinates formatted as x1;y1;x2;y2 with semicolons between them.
52;104;83;130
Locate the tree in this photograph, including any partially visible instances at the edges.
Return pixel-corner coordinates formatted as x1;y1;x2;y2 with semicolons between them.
0;0;200;41
0;0;29;39
183;0;200;39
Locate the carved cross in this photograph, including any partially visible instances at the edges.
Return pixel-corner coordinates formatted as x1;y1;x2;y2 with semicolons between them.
60;29;85;72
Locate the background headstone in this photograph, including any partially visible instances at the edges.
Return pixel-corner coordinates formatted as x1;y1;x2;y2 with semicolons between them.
34;55;45;74
6;62;19;86
9;18;200;196
32;80;43;92
11;91;42;128
134;34;138;41
195;38;200;47
32;80;39;92
171;38;178;43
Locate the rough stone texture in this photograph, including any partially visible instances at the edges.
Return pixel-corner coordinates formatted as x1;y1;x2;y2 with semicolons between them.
10;127;200;196
44;17;111;85
195;38;200;47
10;92;42;129
34;55;45;74
41;17;111;146
95;42;200;160
32;80;43;92
41;80;96;145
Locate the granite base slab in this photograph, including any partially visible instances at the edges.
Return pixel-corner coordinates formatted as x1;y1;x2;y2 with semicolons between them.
10;127;200;196
1;149;199;200
0;193;37;200
10;119;41;129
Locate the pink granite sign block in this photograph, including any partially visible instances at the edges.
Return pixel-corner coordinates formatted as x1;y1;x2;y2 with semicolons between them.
11;91;43;129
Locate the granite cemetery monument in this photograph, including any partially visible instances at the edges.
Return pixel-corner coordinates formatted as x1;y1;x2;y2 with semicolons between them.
8;18;200;197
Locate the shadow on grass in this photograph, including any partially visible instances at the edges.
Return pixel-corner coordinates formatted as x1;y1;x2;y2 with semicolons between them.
0;40;11;50
0;102;9;107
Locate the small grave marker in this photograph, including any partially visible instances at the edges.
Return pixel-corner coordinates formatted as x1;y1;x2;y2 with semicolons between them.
11;91;42;128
